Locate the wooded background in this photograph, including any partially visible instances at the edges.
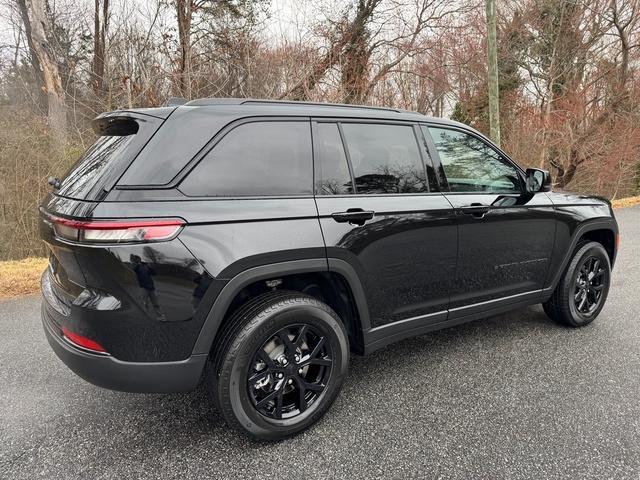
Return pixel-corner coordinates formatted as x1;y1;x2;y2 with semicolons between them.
1;0;639;260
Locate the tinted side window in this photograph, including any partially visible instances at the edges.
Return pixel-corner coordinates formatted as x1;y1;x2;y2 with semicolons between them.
180;121;312;197
341;123;428;194
427;127;522;193
314;123;353;195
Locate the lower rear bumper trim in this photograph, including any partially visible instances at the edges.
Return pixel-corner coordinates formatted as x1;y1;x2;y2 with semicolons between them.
42;303;207;393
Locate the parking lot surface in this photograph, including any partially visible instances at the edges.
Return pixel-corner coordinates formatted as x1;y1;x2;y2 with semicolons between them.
1;206;638;479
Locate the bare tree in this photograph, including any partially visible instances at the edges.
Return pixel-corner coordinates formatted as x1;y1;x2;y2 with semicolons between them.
175;0;195;98
93;0;109;99
17;0;66;148
485;0;500;146
283;0;469;104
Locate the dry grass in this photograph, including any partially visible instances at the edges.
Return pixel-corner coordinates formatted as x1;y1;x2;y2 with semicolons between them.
612;196;640;209
0;257;48;299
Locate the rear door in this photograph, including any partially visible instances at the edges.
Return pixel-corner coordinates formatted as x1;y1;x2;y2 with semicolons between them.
176;118;325;278
313;119;457;330
423;125;556;312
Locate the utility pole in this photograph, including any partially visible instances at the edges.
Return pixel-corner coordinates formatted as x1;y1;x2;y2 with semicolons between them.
485;0;501;147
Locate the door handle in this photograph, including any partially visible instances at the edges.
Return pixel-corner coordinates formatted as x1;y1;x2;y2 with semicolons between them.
459;203;490;218
331;208;375;226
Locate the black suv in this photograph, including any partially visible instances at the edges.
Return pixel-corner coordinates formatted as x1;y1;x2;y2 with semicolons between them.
40;99;618;440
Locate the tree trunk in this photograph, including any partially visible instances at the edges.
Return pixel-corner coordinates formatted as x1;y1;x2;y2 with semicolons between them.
485;0;501;146
17;0;67;150
93;0;109;99
341;0;377;104
282;0;379;102
176;0;193;99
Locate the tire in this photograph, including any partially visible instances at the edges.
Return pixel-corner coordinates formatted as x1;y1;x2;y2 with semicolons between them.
206;291;349;441
543;241;611;327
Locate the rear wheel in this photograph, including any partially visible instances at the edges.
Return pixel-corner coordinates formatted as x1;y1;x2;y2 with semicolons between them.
208;291;349;441
543;241;611;327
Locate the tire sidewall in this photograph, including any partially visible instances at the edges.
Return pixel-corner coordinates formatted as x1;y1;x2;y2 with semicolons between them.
219;299;349;440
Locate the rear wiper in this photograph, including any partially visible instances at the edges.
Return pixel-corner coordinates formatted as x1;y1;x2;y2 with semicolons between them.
48;177;61;189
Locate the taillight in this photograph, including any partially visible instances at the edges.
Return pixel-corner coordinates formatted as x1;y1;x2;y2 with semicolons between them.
46;215;184;244
62;327;108;354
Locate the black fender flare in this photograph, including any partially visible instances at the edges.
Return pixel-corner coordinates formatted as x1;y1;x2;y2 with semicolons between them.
543;218;618;296
191;258;370;355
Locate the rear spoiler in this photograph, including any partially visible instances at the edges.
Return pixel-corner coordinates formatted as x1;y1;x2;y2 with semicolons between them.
92;107;176;135
92;116;140;136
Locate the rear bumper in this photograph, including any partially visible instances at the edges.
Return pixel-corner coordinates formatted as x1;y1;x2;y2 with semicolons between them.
42;302;207;393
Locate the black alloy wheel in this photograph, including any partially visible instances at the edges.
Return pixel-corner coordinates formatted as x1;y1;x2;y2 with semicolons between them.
248;324;333;420
209;291;349;441
573;256;607;316
543;241;611;327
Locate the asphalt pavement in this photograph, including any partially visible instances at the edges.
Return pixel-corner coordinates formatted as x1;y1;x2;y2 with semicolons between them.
1;206;639;479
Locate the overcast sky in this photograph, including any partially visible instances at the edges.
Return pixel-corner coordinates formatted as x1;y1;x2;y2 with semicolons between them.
0;0;328;53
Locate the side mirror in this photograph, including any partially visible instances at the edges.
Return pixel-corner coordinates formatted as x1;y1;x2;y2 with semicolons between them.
525;168;552;193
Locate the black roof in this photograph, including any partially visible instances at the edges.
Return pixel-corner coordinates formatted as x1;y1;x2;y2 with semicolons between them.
185;97;404;113
100;97;467;129
179;98;466;127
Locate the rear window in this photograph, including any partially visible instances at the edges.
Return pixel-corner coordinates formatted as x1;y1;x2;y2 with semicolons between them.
118;107;235;186
56;116;160;200
179;121;312;197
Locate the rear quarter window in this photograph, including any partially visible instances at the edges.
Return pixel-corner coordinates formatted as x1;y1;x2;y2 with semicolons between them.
56;115;161;200
179;121;313;197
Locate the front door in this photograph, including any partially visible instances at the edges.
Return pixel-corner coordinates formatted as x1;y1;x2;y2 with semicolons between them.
313;120;457;330
423;125;556;311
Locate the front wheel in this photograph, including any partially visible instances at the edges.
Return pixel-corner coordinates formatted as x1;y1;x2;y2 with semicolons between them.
208;291;349;441
543;241;611;327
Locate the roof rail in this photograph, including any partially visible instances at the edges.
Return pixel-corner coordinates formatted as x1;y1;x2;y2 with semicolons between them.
240;99;402;113
184;97;401;113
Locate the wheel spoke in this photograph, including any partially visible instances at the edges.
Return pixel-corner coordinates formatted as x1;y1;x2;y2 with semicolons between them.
302;381;325;392
594;268;605;279
309;357;333;367
277;330;296;356
592;259;600;274
295;378;307;413
585;290;593;308
257;349;276;368
578;295;587;312
574;289;584;301
274;386;284;419
307;357;332;367
592;284;604;291
308;336;325;359
255;386;280;408
294;325;308;347
248;370;270;386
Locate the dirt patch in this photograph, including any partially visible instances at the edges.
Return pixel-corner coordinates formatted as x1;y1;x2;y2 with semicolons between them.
0;257;48;299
